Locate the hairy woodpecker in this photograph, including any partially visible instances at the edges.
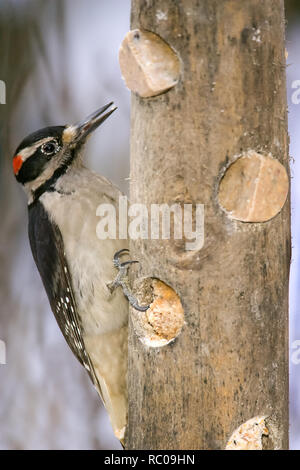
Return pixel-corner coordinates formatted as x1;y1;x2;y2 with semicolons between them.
13;103;145;444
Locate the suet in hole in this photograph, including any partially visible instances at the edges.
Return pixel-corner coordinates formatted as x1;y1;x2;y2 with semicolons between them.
130;277;184;348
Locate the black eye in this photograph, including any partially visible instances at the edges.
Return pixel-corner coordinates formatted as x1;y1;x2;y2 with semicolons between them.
41;140;60;156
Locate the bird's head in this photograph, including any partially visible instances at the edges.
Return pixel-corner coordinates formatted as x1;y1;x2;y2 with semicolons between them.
12;102;116;200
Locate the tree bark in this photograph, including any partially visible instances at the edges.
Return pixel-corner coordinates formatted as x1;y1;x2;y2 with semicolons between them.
127;0;289;450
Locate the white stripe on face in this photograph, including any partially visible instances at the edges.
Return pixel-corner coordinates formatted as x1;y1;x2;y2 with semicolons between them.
16;137;57;163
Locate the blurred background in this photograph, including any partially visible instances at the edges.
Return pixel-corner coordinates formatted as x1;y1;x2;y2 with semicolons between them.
286;0;300;451
0;0;299;450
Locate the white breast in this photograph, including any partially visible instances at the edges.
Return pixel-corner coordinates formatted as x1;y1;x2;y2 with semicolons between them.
40;165;129;336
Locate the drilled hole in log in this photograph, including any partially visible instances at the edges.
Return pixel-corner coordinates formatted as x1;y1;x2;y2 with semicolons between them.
218;151;289;223
226;416;269;450
130;278;184;348
119;29;181;98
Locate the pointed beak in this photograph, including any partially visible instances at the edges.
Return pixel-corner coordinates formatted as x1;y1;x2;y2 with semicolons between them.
63;102;117;147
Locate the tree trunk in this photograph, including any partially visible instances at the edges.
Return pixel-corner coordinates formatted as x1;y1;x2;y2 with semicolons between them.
127;0;289;450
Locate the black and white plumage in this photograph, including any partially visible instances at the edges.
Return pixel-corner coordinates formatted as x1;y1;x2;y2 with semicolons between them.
28;200;99;386
13;104;129;442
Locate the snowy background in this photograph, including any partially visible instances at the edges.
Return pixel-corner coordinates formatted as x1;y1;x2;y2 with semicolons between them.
0;0;299;450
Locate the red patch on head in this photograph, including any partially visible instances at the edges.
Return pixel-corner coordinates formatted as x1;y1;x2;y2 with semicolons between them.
13;155;23;175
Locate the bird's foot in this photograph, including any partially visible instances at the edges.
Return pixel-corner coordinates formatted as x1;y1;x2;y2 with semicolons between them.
108;249;150;312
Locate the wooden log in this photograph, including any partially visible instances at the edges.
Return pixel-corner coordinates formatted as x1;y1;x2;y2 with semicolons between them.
126;0;290;450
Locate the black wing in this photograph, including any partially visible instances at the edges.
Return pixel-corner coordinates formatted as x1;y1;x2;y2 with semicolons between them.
28;199;100;392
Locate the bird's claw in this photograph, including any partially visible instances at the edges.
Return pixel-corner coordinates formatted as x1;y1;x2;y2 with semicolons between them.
109;249;150;312
113;248;130;267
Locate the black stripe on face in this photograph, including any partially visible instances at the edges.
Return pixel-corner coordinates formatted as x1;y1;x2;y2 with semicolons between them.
14;126;65;184
15;126;65;155
32;149;76;202
16;147;54;184
14;125;78;202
